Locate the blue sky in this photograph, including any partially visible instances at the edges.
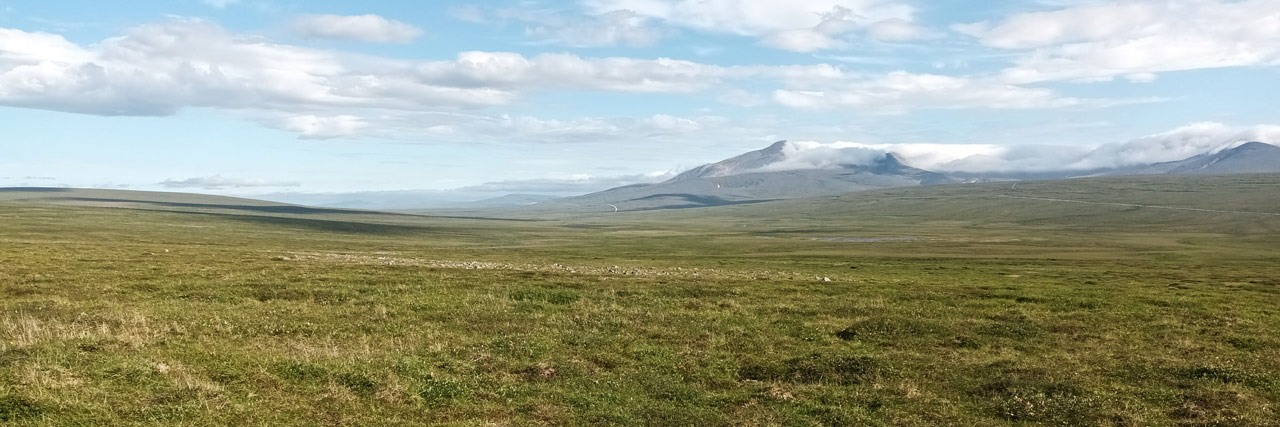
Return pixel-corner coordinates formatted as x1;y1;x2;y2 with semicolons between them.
2;0;1279;204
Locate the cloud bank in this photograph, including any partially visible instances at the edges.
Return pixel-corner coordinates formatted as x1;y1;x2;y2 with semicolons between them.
583;0;928;51
292;14;423;43
957;0;1280;83
0;18;1143;141
774;123;1280;173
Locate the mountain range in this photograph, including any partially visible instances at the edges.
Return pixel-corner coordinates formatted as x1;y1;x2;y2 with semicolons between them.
538;140;1280;211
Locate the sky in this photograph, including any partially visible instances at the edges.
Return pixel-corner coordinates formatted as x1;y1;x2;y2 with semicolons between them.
2;0;1279;206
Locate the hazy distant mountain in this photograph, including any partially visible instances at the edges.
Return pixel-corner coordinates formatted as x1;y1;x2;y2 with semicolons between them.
535;140;1279;212
544;141;960;211
941;141;1280;181
670;140;792;180
458;194;561;208
1110;141;1280;176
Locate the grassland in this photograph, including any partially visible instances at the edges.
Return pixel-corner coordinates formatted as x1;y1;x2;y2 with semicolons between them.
1;175;1279;425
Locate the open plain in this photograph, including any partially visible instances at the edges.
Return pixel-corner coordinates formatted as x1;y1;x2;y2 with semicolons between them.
2;174;1279;425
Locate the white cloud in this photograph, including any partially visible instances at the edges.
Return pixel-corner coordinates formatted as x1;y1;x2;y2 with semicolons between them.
0;28;88;64
762;29;846;52
0;18;1156;140
161;175;300;189
0;20;729;124
292;14;423;43
771;71;1127;111
866;18;929;42
757;142;886;171
775;141;1008;171
408;113;723;143
958;0;1280;83
462;6;664;48
0;20;513;116
773;122;1280;173
639;114;709;133
525;9;661;47
282;115;367;139
759;5;857;52
414;51;726;93
586;0;911;36
1069;122;1280;169
583;0;924;51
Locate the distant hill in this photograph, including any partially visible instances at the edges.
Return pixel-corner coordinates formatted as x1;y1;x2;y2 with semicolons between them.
0;187;411;218
533;141;1280;212
457;194;561;208
11;142;1275;214
1110;141;1280;176
542;142;960;211
0;187;282;206
669;140;792;180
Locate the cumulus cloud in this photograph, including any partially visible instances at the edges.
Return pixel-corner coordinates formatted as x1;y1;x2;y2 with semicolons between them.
0;18;1158;140
0;20;510;116
411;113;722;143
160;175;301;189
0;21;728;127
759;6;859;52
866;18;930;42
0;28;88;64
414;51;726;93
771;71;1150;111
456;6;664;47
771;123;1280;173
292;14;423;43
282;115;367;139
957;0;1280;83
583;0;927;51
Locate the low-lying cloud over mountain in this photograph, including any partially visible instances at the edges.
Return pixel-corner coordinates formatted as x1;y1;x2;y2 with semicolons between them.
237;122;1278;210
766;122;1280;174
521;122;1280;212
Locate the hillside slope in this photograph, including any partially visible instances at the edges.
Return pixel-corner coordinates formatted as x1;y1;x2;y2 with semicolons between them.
546;148;958;211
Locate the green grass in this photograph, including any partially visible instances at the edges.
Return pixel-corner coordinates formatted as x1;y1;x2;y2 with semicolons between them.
1;175;1279;425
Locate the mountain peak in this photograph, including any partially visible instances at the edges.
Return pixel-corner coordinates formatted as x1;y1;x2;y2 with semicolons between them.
882;152;907;166
1228;141;1278;152
669;140;792;181
763;140;789;152
1163;141;1280;175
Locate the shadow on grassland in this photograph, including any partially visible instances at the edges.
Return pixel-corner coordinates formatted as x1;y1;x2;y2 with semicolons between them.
0;187;73;192
51;197;546;222
123;208;435;235
50;197;409;216
628;193;774;210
